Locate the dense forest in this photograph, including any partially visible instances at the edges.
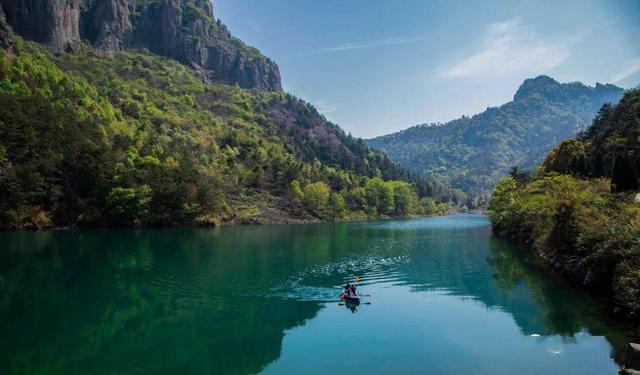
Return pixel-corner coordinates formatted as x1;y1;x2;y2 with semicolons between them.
0;41;453;229
367;76;623;198
489;89;640;318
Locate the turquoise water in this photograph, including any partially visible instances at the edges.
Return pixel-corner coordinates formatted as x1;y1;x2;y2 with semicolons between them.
0;214;633;374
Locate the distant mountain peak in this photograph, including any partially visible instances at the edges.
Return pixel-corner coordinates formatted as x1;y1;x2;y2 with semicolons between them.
513;75;623;114
514;75;565;101
368;76;624;196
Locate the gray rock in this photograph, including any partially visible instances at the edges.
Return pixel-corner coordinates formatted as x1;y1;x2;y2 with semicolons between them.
0;3;13;53
83;0;133;54
0;0;282;90
0;0;81;52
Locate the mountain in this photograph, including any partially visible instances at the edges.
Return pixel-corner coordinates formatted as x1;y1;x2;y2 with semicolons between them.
0;0;280;90
489;88;640;317
542;88;640;191
366;76;624;197
0;3;13;53
0;0;454;229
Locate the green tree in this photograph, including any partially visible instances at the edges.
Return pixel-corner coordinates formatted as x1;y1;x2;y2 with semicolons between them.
290;180;304;200
365;178;394;215
303;181;331;217
106;185;152;225
419;197;438;215
611;155;639;192
391;181;416;215
328;192;347;219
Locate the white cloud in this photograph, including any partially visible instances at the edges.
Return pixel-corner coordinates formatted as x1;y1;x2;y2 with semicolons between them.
437;18;574;79
290;36;423;58
609;58;640;84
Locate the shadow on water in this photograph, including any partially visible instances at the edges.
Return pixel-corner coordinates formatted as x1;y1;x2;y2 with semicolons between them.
486;238;633;364
0;215;635;373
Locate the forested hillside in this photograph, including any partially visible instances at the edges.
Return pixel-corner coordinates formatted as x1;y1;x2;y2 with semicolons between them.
0;1;454;229
367;76;623;198
489;89;640;318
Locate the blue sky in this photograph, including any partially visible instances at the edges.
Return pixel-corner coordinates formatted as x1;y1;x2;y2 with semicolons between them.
214;0;640;138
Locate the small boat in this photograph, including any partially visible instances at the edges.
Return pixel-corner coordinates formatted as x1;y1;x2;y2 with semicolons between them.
339;292;360;301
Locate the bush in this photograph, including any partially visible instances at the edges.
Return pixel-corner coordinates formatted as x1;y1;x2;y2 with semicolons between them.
489;173;640;316
303;181;331;218
106;185;152;225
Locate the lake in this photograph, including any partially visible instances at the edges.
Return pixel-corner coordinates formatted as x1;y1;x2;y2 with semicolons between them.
0;214;634;374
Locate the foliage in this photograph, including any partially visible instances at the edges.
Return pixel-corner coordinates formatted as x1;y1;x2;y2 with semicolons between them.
490;173;640;316
106;185;152;225
302;181;331;217
541;89;640;192
489;90;640;317
0;41;447;228
368;75;623;198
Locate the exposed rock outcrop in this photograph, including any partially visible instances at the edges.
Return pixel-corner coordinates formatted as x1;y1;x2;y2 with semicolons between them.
0;0;282;90
0;3;14;53
82;0;133;53
1;0;81;52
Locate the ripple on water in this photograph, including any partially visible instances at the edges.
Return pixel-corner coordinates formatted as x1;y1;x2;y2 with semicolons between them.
265;254;413;301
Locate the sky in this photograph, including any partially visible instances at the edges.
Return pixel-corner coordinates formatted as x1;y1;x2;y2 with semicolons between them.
214;0;640;138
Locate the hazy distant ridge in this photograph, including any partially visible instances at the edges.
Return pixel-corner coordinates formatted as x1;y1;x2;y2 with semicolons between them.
366;75;623;196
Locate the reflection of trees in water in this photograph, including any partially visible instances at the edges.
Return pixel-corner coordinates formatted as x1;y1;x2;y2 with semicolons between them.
0;229;324;374
486;237;632;364
329;223;634;365
0;221;634;371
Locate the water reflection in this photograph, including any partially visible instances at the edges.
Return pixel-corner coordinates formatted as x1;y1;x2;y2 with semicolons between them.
0;215;634;374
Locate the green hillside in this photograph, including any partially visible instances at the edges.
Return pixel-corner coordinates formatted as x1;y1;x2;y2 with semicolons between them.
367;76;623;199
0;41;451;229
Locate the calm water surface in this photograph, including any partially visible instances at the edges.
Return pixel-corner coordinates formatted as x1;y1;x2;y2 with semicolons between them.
0;214;634;374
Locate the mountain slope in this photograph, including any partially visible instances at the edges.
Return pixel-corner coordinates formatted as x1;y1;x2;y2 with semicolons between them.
367;76;623;197
0;3;12;53
0;2;454;229
0;0;281;90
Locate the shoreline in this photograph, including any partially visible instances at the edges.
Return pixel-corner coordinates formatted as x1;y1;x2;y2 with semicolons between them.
1;211;473;232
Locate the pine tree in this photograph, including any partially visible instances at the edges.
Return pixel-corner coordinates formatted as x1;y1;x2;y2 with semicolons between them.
611;155;639;192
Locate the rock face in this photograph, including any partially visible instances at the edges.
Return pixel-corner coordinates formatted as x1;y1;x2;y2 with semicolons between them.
0;3;14;53
82;0;134;53
1;0;81;51
0;0;282;90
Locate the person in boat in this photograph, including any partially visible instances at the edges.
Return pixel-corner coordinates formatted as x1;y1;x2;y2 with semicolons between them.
349;284;358;298
343;283;351;297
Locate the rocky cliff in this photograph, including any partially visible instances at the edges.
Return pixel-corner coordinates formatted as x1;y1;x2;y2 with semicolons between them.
0;3;13;53
1;0;81;52
0;0;281;90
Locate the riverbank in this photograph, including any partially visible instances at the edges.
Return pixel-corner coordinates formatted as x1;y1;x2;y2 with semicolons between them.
3;192;459;231
489;174;640;323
